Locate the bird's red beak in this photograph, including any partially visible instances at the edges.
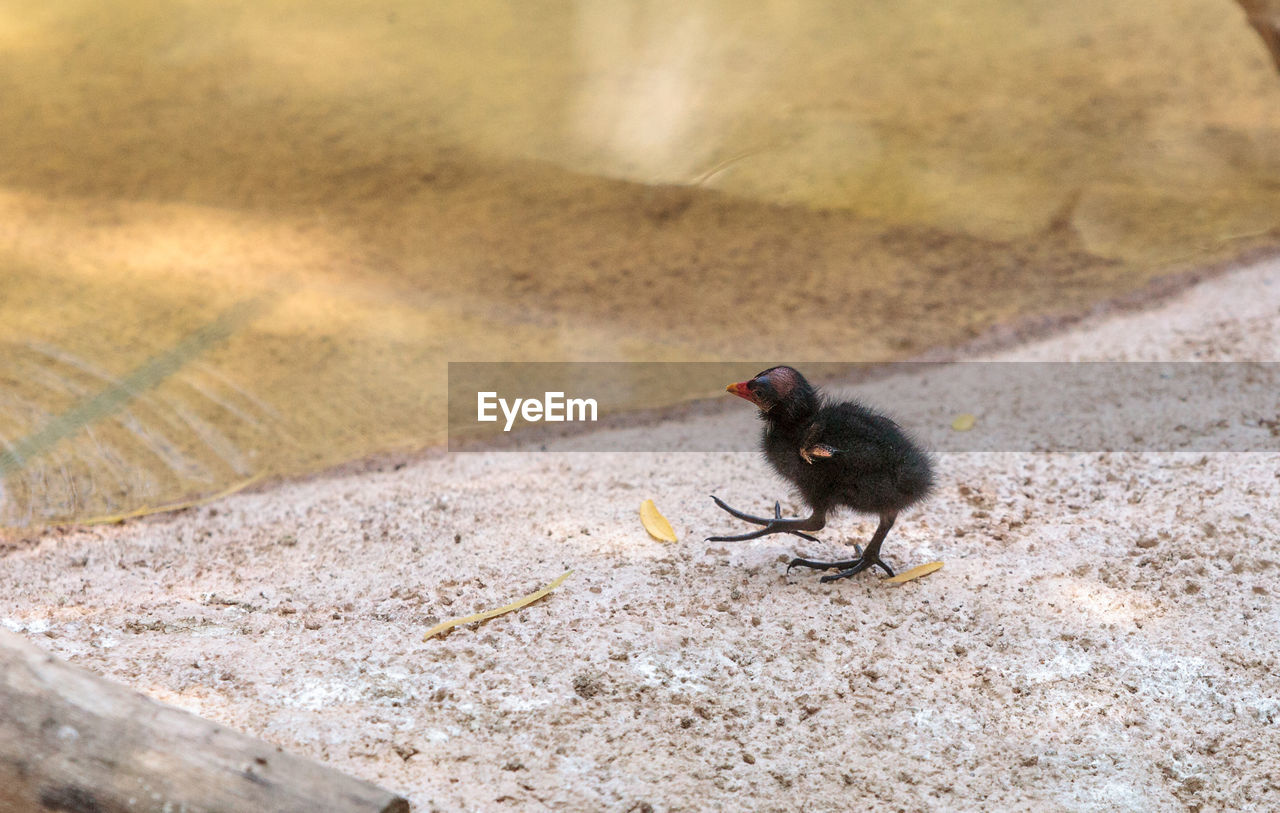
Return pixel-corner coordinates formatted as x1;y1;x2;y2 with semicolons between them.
725;381;754;403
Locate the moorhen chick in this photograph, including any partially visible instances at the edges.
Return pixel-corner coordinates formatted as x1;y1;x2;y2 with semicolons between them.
709;366;934;582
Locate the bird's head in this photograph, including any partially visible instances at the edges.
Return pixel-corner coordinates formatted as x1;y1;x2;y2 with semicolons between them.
725;366;817;423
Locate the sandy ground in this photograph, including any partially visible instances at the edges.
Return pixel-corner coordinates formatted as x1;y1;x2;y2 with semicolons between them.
7;0;1280;526
4;258;1280;812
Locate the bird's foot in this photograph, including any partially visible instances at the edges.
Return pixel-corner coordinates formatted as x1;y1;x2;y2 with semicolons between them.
707;496;821;543
787;548;894;582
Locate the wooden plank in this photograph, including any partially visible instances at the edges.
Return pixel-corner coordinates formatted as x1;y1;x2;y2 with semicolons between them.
0;629;409;813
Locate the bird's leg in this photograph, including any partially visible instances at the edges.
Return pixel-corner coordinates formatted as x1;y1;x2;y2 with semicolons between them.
707;495;825;543
788;513;897;581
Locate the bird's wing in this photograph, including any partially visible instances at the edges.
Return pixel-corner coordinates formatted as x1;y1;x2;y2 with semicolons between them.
798;422;844;464
802;409;897;472
799;442;840;464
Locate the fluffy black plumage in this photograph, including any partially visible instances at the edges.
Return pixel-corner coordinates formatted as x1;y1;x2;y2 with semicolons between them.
710;365;934;582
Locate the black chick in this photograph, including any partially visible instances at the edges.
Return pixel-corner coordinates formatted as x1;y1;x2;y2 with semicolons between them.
709;365;934;582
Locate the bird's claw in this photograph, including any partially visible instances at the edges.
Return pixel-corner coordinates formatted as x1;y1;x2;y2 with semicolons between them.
785;545;864;574
787;548;893;582
708;495;822;543
819;557;893;582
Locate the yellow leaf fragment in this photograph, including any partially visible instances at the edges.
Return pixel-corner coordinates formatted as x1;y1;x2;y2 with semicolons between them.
422;570;573;641
885;561;944;584
951;413;976;432
639;499;678;542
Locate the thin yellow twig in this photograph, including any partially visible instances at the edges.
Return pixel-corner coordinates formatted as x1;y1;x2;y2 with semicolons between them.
423;570;574;641
77;472;268;526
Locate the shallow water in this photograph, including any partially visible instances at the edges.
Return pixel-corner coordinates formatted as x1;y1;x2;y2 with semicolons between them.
2;0;1279;525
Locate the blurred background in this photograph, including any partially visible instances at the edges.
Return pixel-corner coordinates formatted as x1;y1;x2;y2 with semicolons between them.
2;0;1279;527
